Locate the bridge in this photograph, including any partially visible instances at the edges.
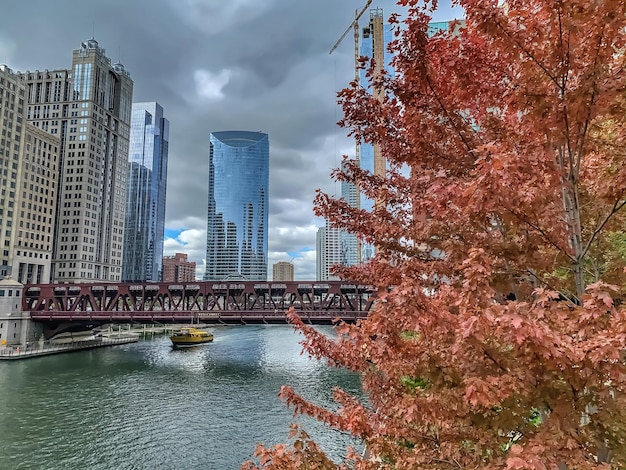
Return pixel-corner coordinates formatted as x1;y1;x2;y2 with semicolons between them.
23;281;375;329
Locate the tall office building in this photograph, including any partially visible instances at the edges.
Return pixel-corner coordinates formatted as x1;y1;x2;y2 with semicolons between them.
358;8;395;263
316;223;341;281
323;15;460;276
339;160;359;268
15;124;60;283
204;131;269;281
122;102;169;282
20;38;133;282
272;261;294;281
0;65;26;280
0;65;60;283
322;161;359;277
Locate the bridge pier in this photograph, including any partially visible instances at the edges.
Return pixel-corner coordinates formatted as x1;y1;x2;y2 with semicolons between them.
0;277;44;347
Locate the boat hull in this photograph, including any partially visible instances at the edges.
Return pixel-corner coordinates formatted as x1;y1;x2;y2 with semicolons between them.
170;337;214;347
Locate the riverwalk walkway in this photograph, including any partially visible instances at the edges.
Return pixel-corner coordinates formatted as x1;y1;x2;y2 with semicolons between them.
0;335;139;360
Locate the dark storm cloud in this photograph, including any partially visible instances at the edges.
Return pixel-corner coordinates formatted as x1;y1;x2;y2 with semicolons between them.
1;0;462;279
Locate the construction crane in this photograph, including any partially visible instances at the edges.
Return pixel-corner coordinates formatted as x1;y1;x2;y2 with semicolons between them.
329;1;373;266
329;0;373;82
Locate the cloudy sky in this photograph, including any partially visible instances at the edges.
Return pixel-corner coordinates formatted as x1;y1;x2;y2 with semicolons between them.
0;0;462;280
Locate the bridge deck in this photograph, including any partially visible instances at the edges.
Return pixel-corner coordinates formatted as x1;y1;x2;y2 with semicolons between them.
24;280;375;325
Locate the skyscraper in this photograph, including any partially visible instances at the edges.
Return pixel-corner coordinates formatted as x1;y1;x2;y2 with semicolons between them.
358;7;395;263
339;159;359;267
0;65;60;283
204;131;269;281
20;38;133;282
122;102;169;282
316;223;341;281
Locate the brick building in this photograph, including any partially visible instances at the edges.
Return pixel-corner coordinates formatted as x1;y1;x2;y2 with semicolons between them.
162;253;196;282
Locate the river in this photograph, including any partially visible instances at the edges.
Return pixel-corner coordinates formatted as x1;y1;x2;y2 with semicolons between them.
0;325;363;469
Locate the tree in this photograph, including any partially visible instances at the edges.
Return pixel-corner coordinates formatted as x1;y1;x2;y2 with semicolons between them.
243;0;626;468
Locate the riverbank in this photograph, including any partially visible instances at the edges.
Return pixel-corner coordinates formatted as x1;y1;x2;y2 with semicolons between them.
0;334;139;360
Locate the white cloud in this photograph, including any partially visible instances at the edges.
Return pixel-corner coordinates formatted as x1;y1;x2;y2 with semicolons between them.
194;69;234;100
164;228;207;280
268;248;317;281
268;224;320;280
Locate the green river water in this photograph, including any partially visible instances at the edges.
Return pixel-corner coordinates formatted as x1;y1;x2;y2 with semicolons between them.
0;325;363;470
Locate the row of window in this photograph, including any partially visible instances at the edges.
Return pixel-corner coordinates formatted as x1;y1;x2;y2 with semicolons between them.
15;251;48;259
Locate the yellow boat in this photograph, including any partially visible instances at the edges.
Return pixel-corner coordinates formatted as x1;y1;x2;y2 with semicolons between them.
170;327;214;347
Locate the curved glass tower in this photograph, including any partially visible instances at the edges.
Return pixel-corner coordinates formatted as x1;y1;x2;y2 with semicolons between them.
204;131;269;281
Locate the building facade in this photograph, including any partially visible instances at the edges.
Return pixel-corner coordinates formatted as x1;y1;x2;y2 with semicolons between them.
339;159;359;268
162;253;196;282
316;223;341;281
0;65;60;283
122;102;169;282
272;261;294;281
0;65;27;280
204;131;269;281
20;38;133;283
14;124;60;284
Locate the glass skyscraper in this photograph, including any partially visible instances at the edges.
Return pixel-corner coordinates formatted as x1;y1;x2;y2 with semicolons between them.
332;13;463;268
339;160;359;267
204;131;269;281
122;102;169;282
358;8;395;262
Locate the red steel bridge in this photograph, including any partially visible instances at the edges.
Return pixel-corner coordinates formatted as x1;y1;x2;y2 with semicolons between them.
24;280;375;327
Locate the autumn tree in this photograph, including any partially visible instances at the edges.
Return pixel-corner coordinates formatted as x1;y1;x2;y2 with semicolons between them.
243;0;626;468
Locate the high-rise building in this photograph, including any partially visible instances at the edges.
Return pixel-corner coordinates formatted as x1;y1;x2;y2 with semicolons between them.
359;8;394;180
272;261;294;281
358;8;395;263
15;124;60;283
339;159;359;268
204;131;269;281
321;161;359;278
162;252;196;282
324;15;460;275
0;64;27;280
122;102;169;282
20;38;133;283
0;65;60;283
316;223;341;281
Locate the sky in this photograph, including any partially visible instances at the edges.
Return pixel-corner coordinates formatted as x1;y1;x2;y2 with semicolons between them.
0;0;463;280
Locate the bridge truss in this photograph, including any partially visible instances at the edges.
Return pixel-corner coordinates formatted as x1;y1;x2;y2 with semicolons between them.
24;281;375;325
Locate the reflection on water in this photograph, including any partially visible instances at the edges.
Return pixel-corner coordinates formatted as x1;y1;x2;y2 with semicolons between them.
0;325;363;470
